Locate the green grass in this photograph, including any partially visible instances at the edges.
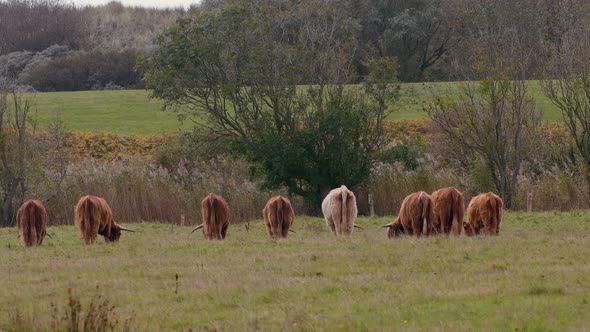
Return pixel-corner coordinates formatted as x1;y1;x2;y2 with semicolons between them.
31;90;191;135
1;211;589;330
28;81;563;135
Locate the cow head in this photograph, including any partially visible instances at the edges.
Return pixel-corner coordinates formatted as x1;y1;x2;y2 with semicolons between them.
462;221;474;236
383;219;404;239
99;222;134;242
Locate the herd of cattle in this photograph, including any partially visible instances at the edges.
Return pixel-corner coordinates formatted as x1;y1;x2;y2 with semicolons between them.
14;185;503;247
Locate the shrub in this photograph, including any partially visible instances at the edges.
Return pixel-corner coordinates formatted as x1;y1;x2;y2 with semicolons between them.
20;49;143;91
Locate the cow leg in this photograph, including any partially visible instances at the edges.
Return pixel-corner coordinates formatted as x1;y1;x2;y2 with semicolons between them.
221;222;229;240
333;216;342;236
326;217;336;236
265;222;274;238
281;220;289;238
416;218;424;238
486;218;498;236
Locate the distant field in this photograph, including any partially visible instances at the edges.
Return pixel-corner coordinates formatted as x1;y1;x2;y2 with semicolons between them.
29;82;562;135
1;211;589;330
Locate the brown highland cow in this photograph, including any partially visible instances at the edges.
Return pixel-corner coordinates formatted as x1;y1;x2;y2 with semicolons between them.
74;195;134;244
16;199;48;247
383;191;434;238
192;193;230;240
431;187;465;235
263;195;295;239
464;192;503;236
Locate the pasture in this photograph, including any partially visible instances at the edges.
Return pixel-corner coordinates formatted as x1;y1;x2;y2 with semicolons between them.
30;81;562;135
1;211;589;331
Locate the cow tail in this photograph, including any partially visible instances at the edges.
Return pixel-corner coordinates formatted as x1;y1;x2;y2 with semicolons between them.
341;187;349;234
28;202;38;246
453;190;464;236
420;192;429;236
83;197;92;243
276;196;283;237
486;195;497;235
208;195;216;238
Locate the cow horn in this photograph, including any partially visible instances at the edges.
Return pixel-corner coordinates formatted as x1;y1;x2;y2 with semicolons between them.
46;233;53;239
289;229;296;233
191;224;203;233
353;224;365;230
119;226;135;232
382;224;393;228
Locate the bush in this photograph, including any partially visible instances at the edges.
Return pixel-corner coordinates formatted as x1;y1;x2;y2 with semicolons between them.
20;49;144;91
0;51;34;79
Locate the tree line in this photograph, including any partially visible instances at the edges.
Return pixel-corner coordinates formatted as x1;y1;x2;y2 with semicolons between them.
2;0;590;91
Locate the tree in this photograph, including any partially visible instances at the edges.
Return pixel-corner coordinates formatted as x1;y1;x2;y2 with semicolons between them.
0;83;36;226
426;55;541;208
140;1;400;207
384;0;461;81
541;15;590;180
0;0;86;54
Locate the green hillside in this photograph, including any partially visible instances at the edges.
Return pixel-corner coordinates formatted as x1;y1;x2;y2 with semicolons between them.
28;82;561;135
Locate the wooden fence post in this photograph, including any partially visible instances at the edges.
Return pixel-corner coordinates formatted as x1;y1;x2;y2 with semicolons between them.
368;193;375;217
180;209;185;226
527;190;533;213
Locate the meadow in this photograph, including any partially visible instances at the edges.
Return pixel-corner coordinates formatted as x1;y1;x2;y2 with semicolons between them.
1;211;589;331
30;81;562;135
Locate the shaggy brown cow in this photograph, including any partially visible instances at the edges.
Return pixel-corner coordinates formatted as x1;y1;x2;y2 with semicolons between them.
383;191;434;238
192;193;230;240
74;195;134;244
263;195;295;239
464;192;503;236
322;185;363;236
16;199;48;247
431;187;465;235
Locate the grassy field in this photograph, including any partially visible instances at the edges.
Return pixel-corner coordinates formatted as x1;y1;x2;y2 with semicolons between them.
29;81;562;135
1;211;589;331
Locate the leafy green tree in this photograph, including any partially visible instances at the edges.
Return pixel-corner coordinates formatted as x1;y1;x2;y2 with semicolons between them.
140;1;400;207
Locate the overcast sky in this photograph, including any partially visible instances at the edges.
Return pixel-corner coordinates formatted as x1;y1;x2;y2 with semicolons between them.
70;0;199;9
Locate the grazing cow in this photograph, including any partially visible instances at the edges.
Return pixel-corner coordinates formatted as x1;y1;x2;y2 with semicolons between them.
464;192;503;236
16;199;48;247
431;187;465;235
263;195;295;239
74;195;134;244
322;185;363;237
192;193;230;240
383;191;434;238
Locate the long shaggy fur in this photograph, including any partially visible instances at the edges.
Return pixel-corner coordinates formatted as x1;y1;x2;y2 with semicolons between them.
322;185;358;237
385;191;434;238
431;187;465;236
74;195;125;244
464;192;503;236
199;193;230;240
263;195;294;239
16;199;48;247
